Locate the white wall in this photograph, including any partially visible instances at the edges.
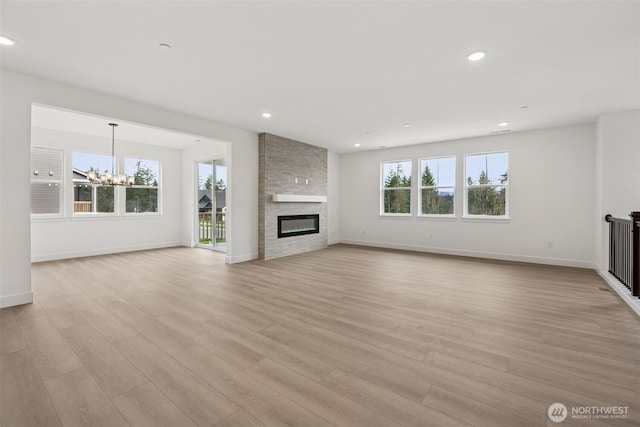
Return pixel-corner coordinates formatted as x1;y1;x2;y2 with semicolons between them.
340;124;597;268
328;150;341;245
596;109;640;270
0;69;258;308
30;128;183;261
181;141;227;248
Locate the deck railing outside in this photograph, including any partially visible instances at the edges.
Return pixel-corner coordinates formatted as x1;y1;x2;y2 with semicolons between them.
605;212;640;297
199;212;226;244
74;201;92;213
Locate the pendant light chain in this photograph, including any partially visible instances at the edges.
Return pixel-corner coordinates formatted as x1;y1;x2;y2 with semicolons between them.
86;122;134;186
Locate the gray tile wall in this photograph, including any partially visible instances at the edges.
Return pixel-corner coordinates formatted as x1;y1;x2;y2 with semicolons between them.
258;133;328;260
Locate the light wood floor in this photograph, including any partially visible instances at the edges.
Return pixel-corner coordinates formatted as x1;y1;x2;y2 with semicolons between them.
2;245;639;427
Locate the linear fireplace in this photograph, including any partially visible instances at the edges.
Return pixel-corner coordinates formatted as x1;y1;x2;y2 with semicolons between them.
278;214;320;238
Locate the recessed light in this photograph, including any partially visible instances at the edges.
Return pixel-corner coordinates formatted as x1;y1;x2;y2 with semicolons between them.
0;36;15;46
159;43;171;50
262;112;272;118
403;123;411;127
498;121;509;127
364;131;371;135
521;105;529;109
467;50;486;61
354;143;361;147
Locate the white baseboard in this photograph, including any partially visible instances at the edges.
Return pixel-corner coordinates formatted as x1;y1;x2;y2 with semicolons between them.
0;291;34;308
31;241;183;263
328;238;342;246
226;252;258;264
339;239;597;269
598;270;640;317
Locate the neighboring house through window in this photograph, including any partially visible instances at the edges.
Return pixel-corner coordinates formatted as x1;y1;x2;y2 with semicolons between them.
72;152;115;214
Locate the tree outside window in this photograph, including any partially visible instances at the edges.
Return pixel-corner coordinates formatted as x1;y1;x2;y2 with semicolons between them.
125;158;160;213
381;160;412;214
465;152;508;216
420;156;455;215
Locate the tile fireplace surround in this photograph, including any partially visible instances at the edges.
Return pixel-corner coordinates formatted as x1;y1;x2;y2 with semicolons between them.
258;133;328;260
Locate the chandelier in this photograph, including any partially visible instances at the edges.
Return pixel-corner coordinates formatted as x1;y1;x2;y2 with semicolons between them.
87;123;134;186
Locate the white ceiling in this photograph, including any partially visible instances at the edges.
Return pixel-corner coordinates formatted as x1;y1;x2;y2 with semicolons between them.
2;1;639;153
31;104;218;149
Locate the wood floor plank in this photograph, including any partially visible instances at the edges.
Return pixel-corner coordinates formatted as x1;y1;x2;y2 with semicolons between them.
44;368;128;427
18;316;84;380
10;244;639;427
200;315;335;381
0;308;27;354
174;345;332;427
114;335;238;426
39;296;89;330
319;368;465;427
104;297;196;355
0;349;61;427
60;323;147;398
112;382;197;427
260;322;433;403
214;409;265;427
245;358;404;427
67;296;138;343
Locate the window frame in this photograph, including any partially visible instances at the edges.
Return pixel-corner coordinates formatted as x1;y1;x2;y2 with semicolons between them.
30;147;64;218
71;151;117;216
463;150;509;219
380;159;413;216
124;157;162;215
418;155;456;218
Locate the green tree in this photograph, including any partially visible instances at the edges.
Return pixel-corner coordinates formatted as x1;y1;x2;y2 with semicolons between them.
384;164;411;213
126;160;158;213
467;170;507;215
421;164;437;214
79;166;113;213
204;174;213;190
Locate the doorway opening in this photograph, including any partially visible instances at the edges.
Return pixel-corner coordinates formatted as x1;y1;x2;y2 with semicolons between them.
197;159;227;252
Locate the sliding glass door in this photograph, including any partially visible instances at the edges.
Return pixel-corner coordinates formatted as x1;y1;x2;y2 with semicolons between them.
196;159;227;251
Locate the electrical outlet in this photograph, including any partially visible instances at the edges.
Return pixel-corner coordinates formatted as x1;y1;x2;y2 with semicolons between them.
548;242;554;248
429;234;433;240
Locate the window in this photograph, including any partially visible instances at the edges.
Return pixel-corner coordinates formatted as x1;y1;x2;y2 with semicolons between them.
31;147;63;215
381;160;412;215
72;152;115;214
419;156;455;215
125;158;160;213
464;151;509;217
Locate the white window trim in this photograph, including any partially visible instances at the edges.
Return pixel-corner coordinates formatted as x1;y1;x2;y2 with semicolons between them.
124;157;162;215
380;159;413;216
463;151;510;219
418;155;456;217
72;184;118;216
31;146;64;218
71;150;117;216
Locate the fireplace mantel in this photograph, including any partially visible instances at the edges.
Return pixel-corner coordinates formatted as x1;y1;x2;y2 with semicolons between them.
272;194;327;203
